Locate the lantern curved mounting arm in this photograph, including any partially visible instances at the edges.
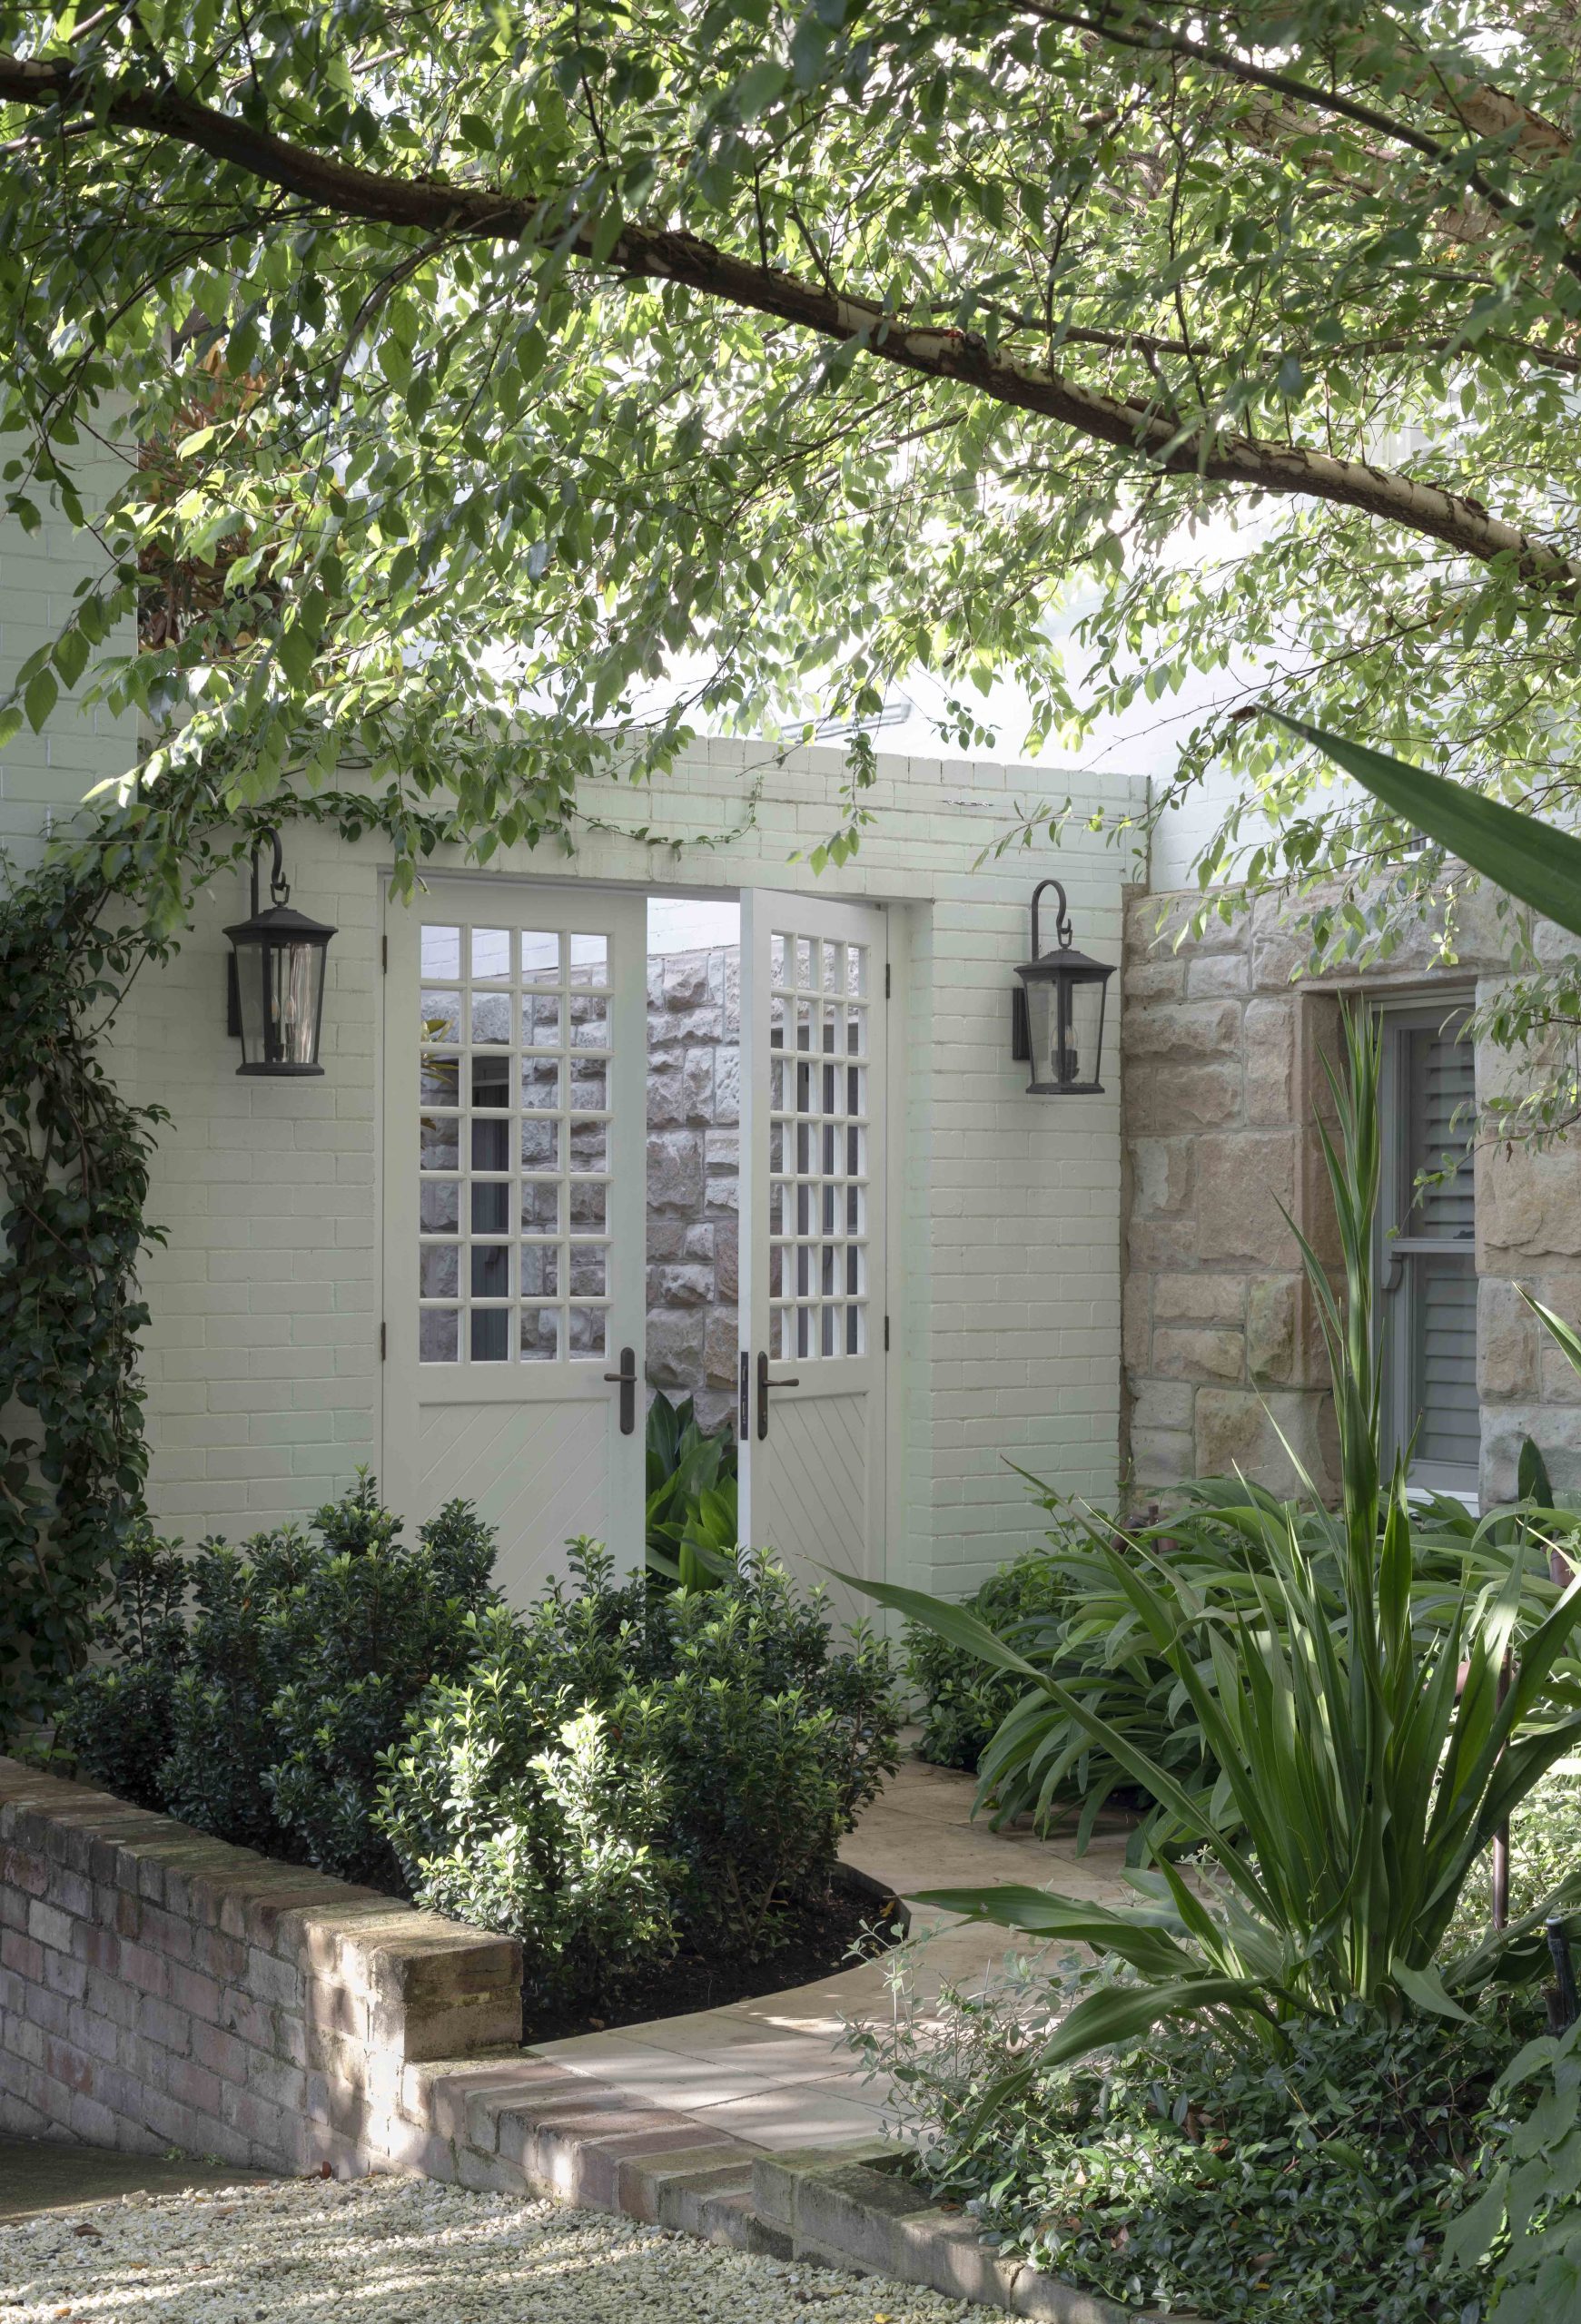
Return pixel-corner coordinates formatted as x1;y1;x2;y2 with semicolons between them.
249;826;291;919
1029;877;1074;960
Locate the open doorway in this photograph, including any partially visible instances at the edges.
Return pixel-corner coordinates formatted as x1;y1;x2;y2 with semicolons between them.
646;896;740;1433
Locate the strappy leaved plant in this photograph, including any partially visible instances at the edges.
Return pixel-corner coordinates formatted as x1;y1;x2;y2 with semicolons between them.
855;1009;1581;2078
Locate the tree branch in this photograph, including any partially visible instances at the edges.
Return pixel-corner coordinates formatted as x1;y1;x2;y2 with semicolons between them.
2;43;1576;599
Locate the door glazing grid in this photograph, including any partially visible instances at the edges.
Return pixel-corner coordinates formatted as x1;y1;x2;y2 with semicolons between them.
767;931;870;1360
416;921;613;1365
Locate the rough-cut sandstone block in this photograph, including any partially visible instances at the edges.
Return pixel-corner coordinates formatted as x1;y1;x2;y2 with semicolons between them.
1122;1002;1242;1064
1124;959;1186;1003
1152;1327;1243;1384
1194;1387;1328;1494
1130;1137;1192;1217
1246;1275;1299;1385
1126;1063;1241;1137
1129;1377;1196;1433
1130;1426;1197;1490
1481;1141;1581;1263
1152;1272;1243;1325
1479;1276;1538;1401
1243;998;1296;1126
1193;1131;1298;1267
1186;953;1250;1000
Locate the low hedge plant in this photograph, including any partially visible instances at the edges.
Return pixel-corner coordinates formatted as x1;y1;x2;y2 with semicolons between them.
380;1540;901;2014
58;1488;901;2022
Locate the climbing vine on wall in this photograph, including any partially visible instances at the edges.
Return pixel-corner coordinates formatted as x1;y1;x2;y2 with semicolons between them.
0;766;761;1746
0;788;482;1746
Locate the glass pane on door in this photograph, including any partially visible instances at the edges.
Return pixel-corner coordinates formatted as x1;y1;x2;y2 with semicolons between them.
416;923;615;1364
767;931;871;1359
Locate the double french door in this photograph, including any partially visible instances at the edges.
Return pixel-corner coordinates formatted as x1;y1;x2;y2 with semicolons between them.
381;878;888;1605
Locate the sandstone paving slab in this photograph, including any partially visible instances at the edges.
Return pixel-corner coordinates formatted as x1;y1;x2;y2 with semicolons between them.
529;1755;1134;2156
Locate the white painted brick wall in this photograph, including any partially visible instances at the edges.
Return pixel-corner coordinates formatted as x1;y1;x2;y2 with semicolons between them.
2;479;1142;1597
104;741;1141;1598
0;457;138;868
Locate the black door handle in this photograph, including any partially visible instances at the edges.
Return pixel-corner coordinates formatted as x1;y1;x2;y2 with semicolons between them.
603;1346;637;1434
756;1350;802;1440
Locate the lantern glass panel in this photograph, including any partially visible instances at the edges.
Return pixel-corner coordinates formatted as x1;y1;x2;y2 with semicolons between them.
235;938;327;1070
1068;976;1105;1088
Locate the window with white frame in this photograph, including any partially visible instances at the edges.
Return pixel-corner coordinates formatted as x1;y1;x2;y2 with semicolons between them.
1376;1000;1479;1494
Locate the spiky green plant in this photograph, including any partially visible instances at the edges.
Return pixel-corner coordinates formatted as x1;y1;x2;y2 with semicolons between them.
854;1009;1581;2079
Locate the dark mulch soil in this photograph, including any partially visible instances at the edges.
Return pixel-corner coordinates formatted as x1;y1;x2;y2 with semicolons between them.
521;1878;904;2043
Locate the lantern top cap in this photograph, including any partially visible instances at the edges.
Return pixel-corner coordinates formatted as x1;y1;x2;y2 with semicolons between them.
1016;875;1114;980
224;899;337;944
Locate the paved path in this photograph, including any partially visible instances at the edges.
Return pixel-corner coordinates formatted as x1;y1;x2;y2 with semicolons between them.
529;1753;1135;2154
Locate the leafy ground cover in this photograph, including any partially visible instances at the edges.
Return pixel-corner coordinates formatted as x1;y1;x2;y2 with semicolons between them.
854;1952;1530;2323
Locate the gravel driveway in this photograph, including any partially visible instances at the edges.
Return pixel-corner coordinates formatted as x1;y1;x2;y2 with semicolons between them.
0;2172;991;2324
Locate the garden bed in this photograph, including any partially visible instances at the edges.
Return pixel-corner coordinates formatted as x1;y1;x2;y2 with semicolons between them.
522;1864;905;2043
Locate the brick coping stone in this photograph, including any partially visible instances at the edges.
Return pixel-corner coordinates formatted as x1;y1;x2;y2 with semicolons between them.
0;1758;1158;2319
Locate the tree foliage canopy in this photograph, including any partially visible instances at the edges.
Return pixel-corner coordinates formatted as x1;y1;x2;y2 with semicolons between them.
2;0;1581;916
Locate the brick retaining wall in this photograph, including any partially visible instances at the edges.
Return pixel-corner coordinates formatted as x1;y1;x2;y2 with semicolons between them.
0;1757;1118;2315
0;1757;520;2171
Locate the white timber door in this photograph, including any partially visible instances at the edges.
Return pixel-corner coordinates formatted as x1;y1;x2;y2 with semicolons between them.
737;891;887;1607
382;880;647;1601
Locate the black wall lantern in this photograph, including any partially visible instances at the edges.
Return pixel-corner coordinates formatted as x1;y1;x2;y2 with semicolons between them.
1011;878;1114;1095
225;829;336;1076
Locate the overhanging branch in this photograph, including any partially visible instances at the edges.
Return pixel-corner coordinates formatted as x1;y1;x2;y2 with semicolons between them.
2;43;1577;601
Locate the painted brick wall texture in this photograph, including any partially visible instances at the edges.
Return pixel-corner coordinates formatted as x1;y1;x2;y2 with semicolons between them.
0;454;138;871
646;944;740;1433
1122;883;1581;1506
0;1757;520;2172
104;741;1140;1605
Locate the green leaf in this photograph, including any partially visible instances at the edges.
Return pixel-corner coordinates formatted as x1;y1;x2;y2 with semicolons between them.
734;60;789;118
1269;714;1581;939
1032;1975;1283;2074
1442;2165;1509;2270
24;667;59;732
909;1882;1201;1979
1391;1960;1473;2022
837;1573;1047;1681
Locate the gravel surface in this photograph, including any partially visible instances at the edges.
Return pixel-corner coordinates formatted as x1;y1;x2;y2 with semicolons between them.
0;2172;993;2324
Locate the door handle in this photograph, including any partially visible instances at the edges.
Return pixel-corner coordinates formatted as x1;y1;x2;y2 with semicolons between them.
756;1350;802;1441
603;1346;637;1435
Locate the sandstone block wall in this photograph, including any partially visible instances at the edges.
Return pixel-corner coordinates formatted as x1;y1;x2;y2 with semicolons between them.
1122;883;1581;1506
0;1758;520;2171
646;944;740;1433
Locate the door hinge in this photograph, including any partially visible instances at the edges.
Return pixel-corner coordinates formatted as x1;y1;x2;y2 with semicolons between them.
380;1321;387;1361
884;961;891;1000
381;934;389;974
884;1314;890;1352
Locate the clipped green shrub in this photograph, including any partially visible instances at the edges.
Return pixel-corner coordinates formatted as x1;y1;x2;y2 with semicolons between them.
53;1521;189;1812
58;1474;498;1886
379;1541;901;2014
1448;2011;1581;2322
